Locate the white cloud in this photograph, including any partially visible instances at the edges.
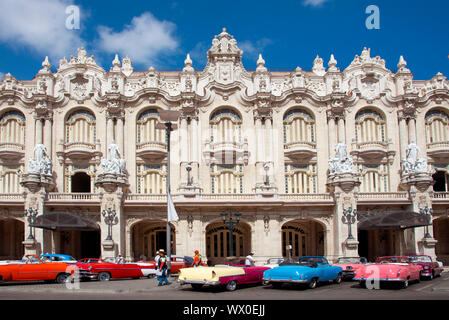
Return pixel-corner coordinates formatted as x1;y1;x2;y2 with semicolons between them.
239;38;273;59
0;0;85;61
303;0;330;7
96;12;179;67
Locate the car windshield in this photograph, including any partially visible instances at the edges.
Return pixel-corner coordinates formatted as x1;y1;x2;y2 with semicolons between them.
378;257;410;263
298;257;327;265
336;257;363;264
409;256;432;263
267;258;284;264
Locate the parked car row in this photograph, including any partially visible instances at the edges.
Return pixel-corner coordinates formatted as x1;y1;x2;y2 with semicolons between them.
0;253;444;292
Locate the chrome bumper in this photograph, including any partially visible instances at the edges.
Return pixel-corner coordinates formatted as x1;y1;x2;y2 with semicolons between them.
78;270;98;279
263;278;308;284
178;279;221;286
353;277;404;282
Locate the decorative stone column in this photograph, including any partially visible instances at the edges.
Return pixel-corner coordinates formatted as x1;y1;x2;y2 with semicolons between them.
327;142;360;260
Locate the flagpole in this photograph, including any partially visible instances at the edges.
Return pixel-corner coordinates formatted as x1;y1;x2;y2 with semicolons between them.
166;121;172;274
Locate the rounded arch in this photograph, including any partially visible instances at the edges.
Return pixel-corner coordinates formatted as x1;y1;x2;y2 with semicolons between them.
433;216;449;265
209;107;242;122
135;107;165;144
282;106;316;144
64;107;97;144
0;217;24;260
131;219;176;260
209;107;243;144
0;108;26;145
281;218;325;258
205;219;251;264
425;108;449;144
354;107;387;143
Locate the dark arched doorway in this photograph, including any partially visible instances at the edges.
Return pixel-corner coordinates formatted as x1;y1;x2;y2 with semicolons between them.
433;171;448;192
71;172;91;193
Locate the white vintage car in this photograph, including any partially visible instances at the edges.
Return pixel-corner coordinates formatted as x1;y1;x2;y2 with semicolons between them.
263;257;285;269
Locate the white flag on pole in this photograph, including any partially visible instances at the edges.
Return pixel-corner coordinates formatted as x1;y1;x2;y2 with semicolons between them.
167;193;179;222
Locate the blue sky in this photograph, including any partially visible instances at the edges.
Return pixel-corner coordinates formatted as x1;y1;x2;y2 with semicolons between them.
0;0;447;80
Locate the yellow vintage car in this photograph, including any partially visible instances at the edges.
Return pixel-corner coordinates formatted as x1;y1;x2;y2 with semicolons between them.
178;264;270;291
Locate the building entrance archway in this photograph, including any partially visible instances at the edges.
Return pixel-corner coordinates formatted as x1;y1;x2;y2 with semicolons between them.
132;220;176;260
281;219;324;258
434;217;449;265
0;218;24;260
71;172;91;193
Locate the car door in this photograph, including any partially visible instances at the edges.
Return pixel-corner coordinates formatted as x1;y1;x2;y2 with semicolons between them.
16;259;47;281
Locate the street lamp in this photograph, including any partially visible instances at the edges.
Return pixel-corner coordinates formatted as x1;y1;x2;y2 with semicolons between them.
221;210;241;257
24;208;38;240
156;109;180;273
101;208;118;241
342;207;357;240
419;206;433;239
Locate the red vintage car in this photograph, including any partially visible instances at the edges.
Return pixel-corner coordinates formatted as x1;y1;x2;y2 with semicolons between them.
407;255;444;280
334;257;368;280
76;258;156;281
353;256;421;289
0;255;89;284
138;255;207;274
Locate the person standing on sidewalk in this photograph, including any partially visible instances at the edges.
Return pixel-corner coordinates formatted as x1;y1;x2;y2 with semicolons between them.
193;250;202;267
157;250;170;286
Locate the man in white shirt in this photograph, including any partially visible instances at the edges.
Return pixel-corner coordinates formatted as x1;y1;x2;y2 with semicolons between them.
245;252;255;267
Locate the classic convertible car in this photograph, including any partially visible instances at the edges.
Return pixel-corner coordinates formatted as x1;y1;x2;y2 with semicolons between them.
0;255;88;283
353;256;421;289
407;255;443;280
76;258;156;281
334;257;368;280
178;265;270;291
262;256;343;289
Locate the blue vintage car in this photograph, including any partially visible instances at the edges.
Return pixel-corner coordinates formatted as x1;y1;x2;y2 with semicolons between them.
262;256;343;289
39;254;77;263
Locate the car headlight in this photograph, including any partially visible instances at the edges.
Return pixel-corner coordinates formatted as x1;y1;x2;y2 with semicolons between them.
88;266;92;271
424;266;430;270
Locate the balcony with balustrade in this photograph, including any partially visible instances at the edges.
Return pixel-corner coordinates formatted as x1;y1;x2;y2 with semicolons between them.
426;141;449;161
351;139;395;163
356;192;410;205
283;141;317;160
203;139;249;165
56;140;102;162
136;141;167;160
0;142;25;160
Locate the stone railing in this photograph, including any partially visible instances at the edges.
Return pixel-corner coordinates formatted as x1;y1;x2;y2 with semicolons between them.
0;142;25;151
64;142;97;150
432;192;449;199
283;141;316;150
47;193;101;201
427;141;449;149
136;141;167;150
352;141;389;150
0;193;24;202
209;140;247;150
357;192;409;201
278;193;332;201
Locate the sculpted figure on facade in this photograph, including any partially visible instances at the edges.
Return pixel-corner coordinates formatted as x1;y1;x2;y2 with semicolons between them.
100;141;126;175
401;142;429;174
27;143;52;175
328;142;354;175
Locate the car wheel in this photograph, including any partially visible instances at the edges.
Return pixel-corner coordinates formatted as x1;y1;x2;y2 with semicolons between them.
55;273;70;284
147;274;156;279
402;279;409;289
308;278;318;289
191;284;204;290
98;272;111;282
334;273;342;284
272;282;283;289
226;280;237;291
359;280;366;288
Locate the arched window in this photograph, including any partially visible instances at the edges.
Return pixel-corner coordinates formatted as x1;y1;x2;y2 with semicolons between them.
136;109;166;145
0;165;23;193
425;109;449;144
284;164;317;193
0;110;25;145
358;164;389;192
209;108;242;144
210;164;243;194
65;109;96;144
283;109;315;144
355;109;386;143
137;164;167;194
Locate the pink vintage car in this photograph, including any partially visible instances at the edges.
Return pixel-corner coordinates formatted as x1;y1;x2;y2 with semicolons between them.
407;255;444;280
353;256;421;289
334;257;368;280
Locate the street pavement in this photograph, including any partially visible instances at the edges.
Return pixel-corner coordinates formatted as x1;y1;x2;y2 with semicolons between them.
1;271;449;300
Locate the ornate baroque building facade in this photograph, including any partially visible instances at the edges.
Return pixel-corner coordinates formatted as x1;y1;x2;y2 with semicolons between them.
1;29;449;264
